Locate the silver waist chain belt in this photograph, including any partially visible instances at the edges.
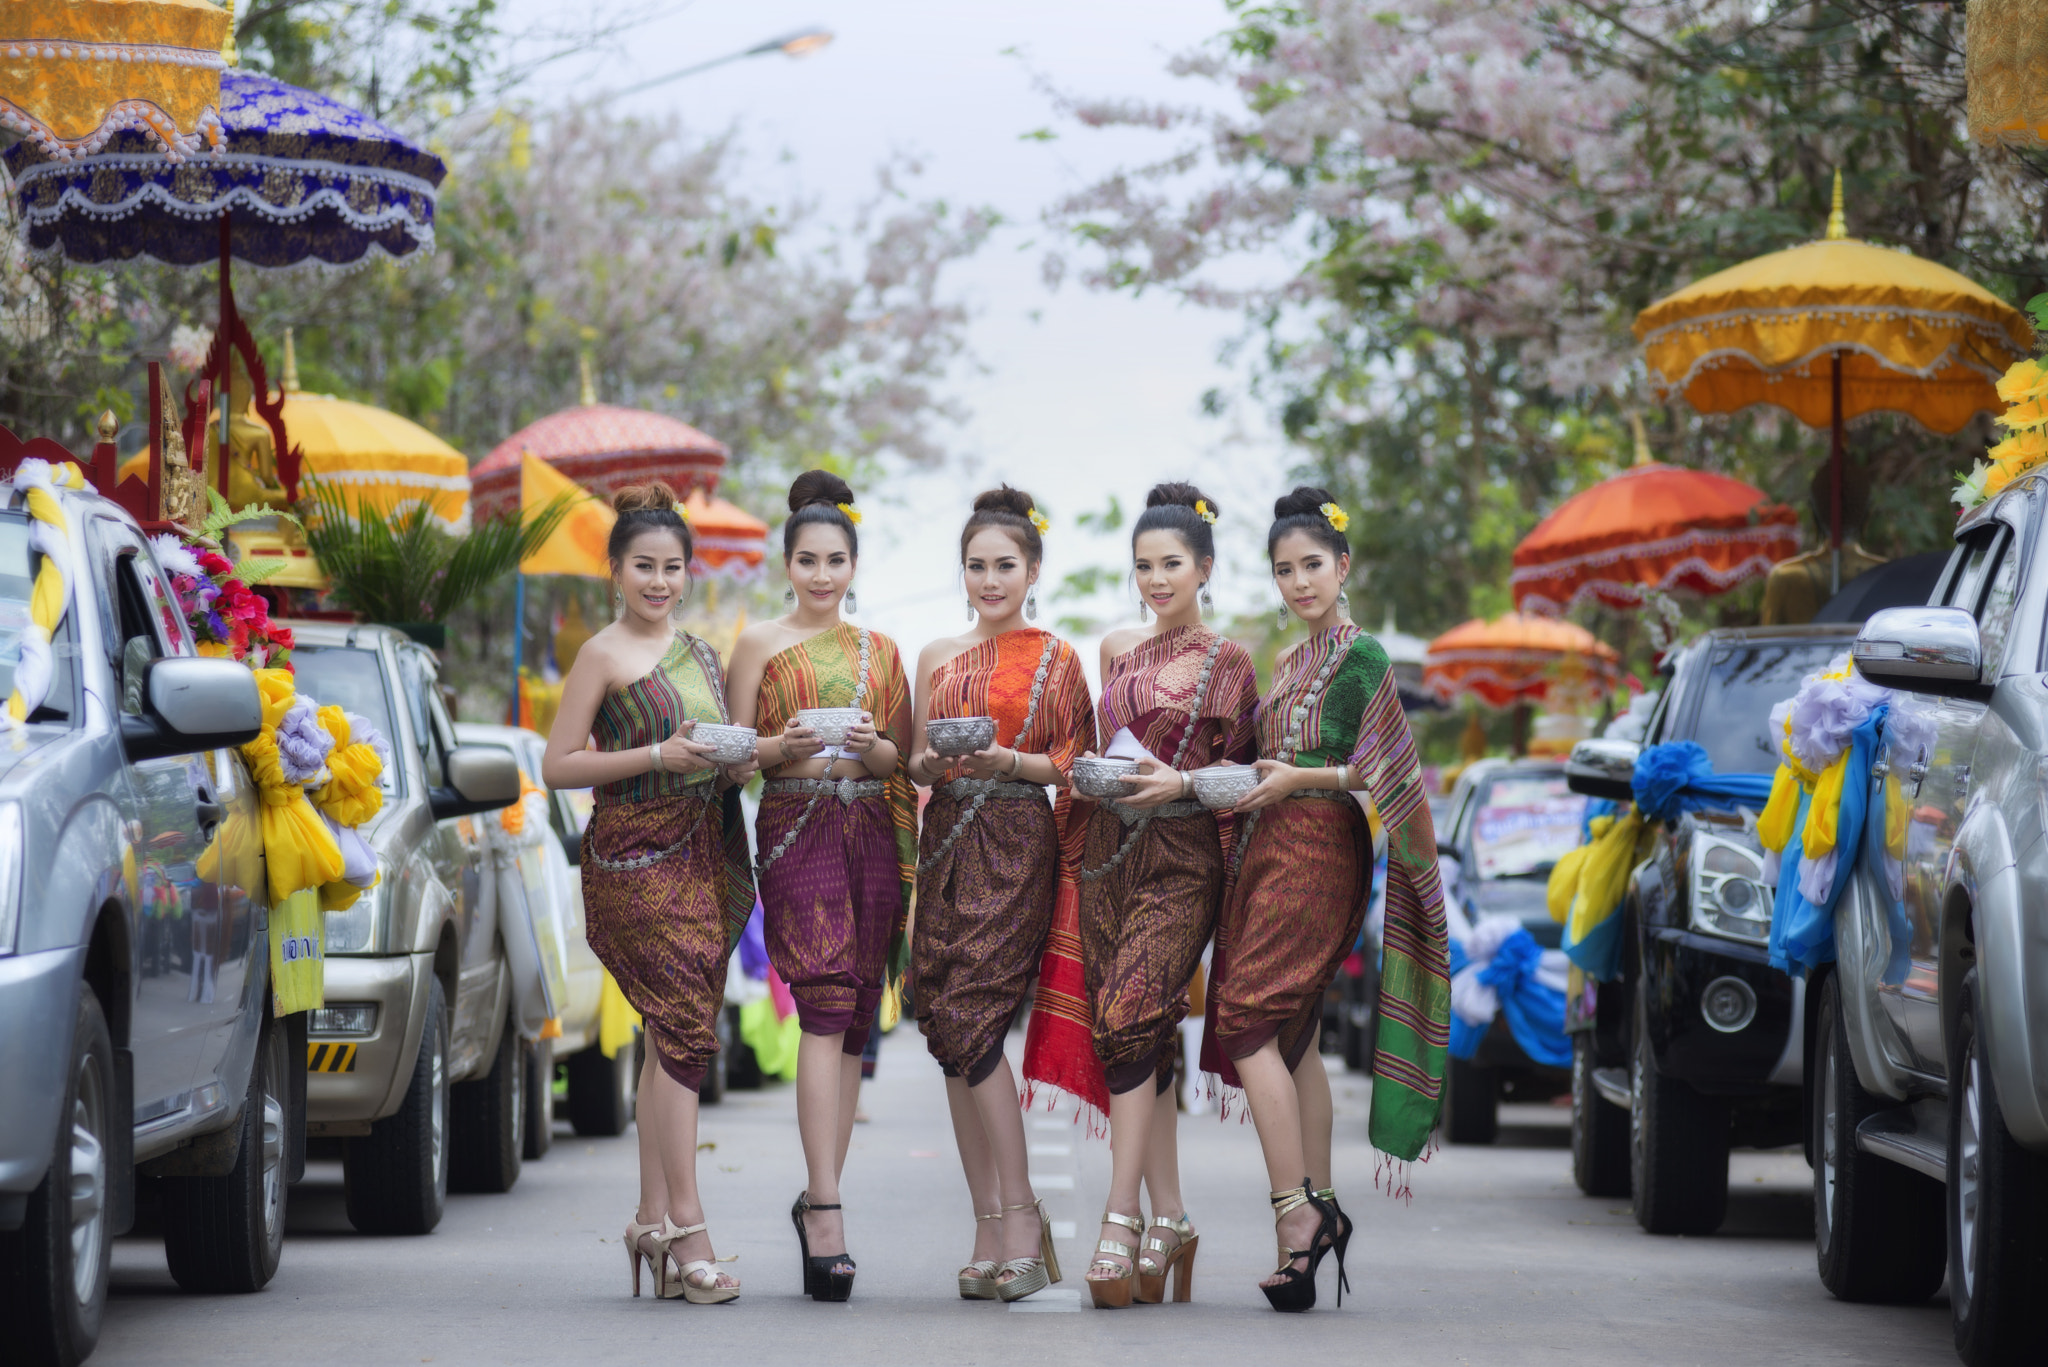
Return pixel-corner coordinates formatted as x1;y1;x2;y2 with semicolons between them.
764;776;885;802
941;777;1047;802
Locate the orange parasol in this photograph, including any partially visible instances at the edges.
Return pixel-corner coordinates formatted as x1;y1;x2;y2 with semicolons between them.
1423;613;1619;710
682;489;768;581
1511;440;1799;615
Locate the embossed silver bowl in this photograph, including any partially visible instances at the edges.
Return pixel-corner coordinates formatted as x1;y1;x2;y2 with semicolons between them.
1071;756;1139;800
688;722;759;765
797;706;865;747
1191;763;1260;811
928;715;997;758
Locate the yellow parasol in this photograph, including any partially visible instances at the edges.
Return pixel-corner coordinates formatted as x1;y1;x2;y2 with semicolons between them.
1635;173;2035;588
275;337;470;533
1968;0;2048;150
1;0;229;160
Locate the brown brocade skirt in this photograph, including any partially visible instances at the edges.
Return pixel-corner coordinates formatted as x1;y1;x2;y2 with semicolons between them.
580;793;728;1093
912;788;1056;1086
1211;796;1370;1072
1078;804;1223;1097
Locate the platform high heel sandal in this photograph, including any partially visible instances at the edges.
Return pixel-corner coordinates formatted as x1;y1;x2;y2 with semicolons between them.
1133;1212;1198;1304
791;1192;857;1302
1261;1184;1338;1313
959;1209;1003;1300
1087;1210;1145;1309
995;1199;1064;1303
658;1216;741;1305
626;1216;666;1298
1311;1186;1352;1305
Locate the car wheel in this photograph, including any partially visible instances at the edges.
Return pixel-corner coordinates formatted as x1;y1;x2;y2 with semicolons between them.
1571;1032;1630;1197
1948;966;2048;1363
522;1035;554;1162
1444;1057;1498;1145
0;991;112;1366
1630;992;1729;1234
450;1005;526;1194
1811;971;1944;1302
565;1035;638;1137
160;1013;289;1291
343;976;449;1235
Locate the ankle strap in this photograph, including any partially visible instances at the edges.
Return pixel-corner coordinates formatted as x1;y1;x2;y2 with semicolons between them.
975;1210;1003;1223
1002;1200;1043;1214
1312;1187;1337;1202
1269;1185;1311;1218
660;1216;707;1239
800;1202;843;1212
1148;1212;1194;1236
1101;1210;1144;1233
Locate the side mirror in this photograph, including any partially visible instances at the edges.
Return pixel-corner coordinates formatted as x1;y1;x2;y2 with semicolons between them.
121;657;262;761
1852;606;1987;697
430;744;521;821
1566;737;1640;803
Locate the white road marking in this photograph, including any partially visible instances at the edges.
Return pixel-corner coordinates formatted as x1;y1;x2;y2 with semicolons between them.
1051;1221;1076;1239
1027;1142;1071;1157
1029;1172;1075;1190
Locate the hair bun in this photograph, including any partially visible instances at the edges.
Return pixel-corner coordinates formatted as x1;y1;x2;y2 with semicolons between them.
788;469;855;514
612;480;682;515
971;484;1036;519
1273;485;1335;520
1146;481;1214;516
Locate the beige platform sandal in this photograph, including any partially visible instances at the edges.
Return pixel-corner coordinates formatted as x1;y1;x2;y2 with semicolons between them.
959;1208;1003;1300
995;1198;1064;1303
653;1215;740;1305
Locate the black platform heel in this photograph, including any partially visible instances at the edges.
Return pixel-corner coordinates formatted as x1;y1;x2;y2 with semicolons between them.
1312;1185;1351;1306
1260;1183;1338;1313
791;1192;857;1302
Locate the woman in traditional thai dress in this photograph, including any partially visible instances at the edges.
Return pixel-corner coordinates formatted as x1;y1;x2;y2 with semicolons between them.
1024;482;1259;1309
1205;487;1451;1312
726;470;916;1303
542;483;756;1305
909;486;1095;1304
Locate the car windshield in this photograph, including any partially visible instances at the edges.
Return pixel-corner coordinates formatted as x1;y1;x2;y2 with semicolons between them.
290;644;401;796
0;513;74;724
1468;773;1586;880
1690;641;1846;774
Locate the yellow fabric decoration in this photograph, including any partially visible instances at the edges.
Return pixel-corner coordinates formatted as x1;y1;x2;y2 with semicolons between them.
241;669;345;905
6;461;86;727
312;705;385;829
1802;754;1850;860
1546;809;1643;950
598;970;642;1059
269;888;326;1017
1757;764;1802;853
1884;772;1910;861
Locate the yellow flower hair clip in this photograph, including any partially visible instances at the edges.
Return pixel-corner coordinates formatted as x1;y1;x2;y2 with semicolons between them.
673;499;690;522
837;501;862;525
1320;501;1349;532
1194;499;1219;526
1028;508;1050;535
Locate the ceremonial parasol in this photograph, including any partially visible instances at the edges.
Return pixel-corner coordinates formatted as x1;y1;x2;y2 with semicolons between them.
1635;174;2034;589
1423;614;1619;710
6;68;446;503
471;364;729;518
682;488;768;581
1968;0;2048;150
1;0;229;160
1511;426;1799;616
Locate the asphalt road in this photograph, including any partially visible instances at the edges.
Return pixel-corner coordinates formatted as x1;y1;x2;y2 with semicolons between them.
97;1029;1954;1367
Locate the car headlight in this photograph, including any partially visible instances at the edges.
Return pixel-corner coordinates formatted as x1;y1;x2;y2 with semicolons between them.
323;883;380;954
0;804;19;954
1690;832;1771;945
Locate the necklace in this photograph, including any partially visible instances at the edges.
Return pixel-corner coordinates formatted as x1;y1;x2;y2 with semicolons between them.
1079;628;1228;883
756;627;874;878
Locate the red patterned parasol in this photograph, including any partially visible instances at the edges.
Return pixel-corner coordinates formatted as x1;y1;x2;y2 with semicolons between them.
471;402;727;518
1510;459;1798;616
1424;613;1619;710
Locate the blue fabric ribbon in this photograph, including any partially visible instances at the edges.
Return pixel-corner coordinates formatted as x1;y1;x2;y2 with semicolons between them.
1447;929;1571;1068
1768;705;1887;978
1631;741;1776;824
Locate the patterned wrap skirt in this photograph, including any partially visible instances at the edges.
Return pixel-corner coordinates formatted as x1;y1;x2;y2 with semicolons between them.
1078;805;1224;1096
757;789;899;1055
913;788;1056;1086
580;793;729;1092
1212;797;1370;1071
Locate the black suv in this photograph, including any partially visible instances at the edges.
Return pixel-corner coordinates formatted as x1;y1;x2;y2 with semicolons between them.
1565;624;1856;1233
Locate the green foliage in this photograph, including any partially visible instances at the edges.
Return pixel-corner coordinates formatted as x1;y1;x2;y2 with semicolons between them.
303;483;574;625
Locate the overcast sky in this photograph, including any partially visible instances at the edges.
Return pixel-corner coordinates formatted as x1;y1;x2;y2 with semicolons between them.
500;0;1298;680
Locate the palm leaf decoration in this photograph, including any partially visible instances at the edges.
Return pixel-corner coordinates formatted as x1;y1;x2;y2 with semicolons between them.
302;480;577;624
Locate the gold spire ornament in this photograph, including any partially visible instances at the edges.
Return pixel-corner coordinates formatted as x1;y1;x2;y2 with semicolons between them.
578;350;597;407
1824;169;1848;241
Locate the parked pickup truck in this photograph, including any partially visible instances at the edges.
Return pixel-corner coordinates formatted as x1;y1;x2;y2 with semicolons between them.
1824;476;2048;1365
1564;624;1852;1233
0;473;279;1367
283;622;521;1235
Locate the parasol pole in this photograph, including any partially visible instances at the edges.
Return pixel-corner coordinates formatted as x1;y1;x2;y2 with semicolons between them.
218;212;232;498
511;572;526;726
1830;351;1844;593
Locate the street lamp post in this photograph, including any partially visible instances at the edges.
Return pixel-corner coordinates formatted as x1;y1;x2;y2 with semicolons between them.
613;27;834;97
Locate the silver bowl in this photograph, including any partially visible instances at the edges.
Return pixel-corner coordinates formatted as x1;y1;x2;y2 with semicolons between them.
1191;764;1260;811
798;706;865;747
1071;756;1139;800
928;715;997;758
688;721;759;765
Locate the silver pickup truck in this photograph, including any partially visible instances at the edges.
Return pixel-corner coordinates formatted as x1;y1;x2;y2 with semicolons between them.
0;476;275;1367
284;623;521;1235
1824;475;2048;1366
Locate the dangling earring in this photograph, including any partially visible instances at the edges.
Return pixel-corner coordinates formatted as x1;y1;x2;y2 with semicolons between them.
613;585;624;613
1138;600;1149;622
1025;586;1038;621
1200;582;1214;615
1338;590;1351;617
784;585;795;607
1276;602;1290;630
844;586;859;614
966;596;975;622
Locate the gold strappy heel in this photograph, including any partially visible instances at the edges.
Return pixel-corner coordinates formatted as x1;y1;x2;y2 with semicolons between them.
959;1208;1003;1300
1134;1211;1198;1304
995;1198;1063;1303
1087;1209;1144;1309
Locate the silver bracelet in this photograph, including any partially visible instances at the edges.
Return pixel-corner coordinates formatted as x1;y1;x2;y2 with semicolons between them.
650;742;664;774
